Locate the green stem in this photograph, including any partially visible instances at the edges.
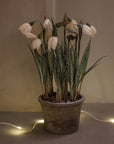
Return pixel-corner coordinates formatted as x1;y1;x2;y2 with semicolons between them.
50;50;54;95
73;34;78;99
78;27;82;58
77;80;83;97
64;35;70;102
43;28;53;96
64;26;67;102
33;49;45;94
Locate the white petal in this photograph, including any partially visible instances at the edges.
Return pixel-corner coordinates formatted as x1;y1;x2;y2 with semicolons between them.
48;37;58;51
82;25;92;36
32;38;41;50
51;37;58;50
43;19;53;32
26;32;37;38
91;25;96;37
43;19;50;28
48;37;53;51
19;23;32;35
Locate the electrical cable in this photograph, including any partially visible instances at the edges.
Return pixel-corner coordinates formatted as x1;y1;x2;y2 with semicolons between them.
0;110;113;132
0;122;22;129
81;110;110;123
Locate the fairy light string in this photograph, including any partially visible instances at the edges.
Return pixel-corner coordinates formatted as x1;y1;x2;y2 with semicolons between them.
0;110;113;133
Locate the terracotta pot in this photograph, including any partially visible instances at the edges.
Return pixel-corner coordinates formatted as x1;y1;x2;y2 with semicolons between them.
38;94;84;135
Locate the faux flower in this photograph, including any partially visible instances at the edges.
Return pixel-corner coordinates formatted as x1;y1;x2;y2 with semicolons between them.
66;19;78;32
26;32;37;39
82;25;96;37
48;36;58;51
43;19;53;32
19;23;32;35
32;38;41;50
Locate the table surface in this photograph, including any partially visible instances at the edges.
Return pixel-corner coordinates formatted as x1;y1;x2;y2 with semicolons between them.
0;103;114;144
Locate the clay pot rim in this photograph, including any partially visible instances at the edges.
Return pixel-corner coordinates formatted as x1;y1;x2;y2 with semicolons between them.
38;94;85;107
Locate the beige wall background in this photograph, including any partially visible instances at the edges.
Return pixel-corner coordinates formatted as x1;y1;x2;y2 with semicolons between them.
0;0;46;112
0;0;114;112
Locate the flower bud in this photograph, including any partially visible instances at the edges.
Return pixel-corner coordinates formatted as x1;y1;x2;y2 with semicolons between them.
82;25;96;37
48;36;58;51
82;25;92;36
32;38;41;50
66;19;78;32
43;19;53;32
19;23;32;35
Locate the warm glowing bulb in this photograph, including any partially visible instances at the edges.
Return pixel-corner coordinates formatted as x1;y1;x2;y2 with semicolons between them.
37;119;44;124
109;119;114;123
17;126;22;130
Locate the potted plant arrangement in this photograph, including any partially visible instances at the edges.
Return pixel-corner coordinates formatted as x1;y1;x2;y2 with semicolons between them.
19;14;104;135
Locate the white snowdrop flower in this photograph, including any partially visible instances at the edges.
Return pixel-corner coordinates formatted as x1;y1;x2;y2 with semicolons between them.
19;23;32;35
66;19;78;32
26;32;37;39
48;37;58;51
32;38;41;50
43;19;53;32
90;25;96;37
82;25;93;37
83;25;96;37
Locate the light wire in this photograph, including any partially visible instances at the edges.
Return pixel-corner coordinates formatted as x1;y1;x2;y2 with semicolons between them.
0;110;113;131
81;110;109;123
0;122;22;129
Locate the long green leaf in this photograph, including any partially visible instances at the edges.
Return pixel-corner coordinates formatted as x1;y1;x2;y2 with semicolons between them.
26;43;41;77
73;39;91;91
25;43;44;92
79;39;91;76
79;56;106;83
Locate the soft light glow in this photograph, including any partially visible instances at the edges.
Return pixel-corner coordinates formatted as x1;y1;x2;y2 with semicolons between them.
108;119;114;123
0;122;23;130
37;119;44;124
0;112;114;136
9;129;27;135
17;126;22;130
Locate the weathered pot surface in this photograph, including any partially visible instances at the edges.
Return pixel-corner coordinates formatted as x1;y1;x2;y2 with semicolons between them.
38;94;84;135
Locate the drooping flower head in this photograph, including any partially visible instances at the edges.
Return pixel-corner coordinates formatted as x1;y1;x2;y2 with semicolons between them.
19;21;37;38
48;19;58;51
82;23;96;37
19;23;32;35
66;19;78;33
32;38;41;50
48;37;58;51
43;18;53;32
32;33;42;50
